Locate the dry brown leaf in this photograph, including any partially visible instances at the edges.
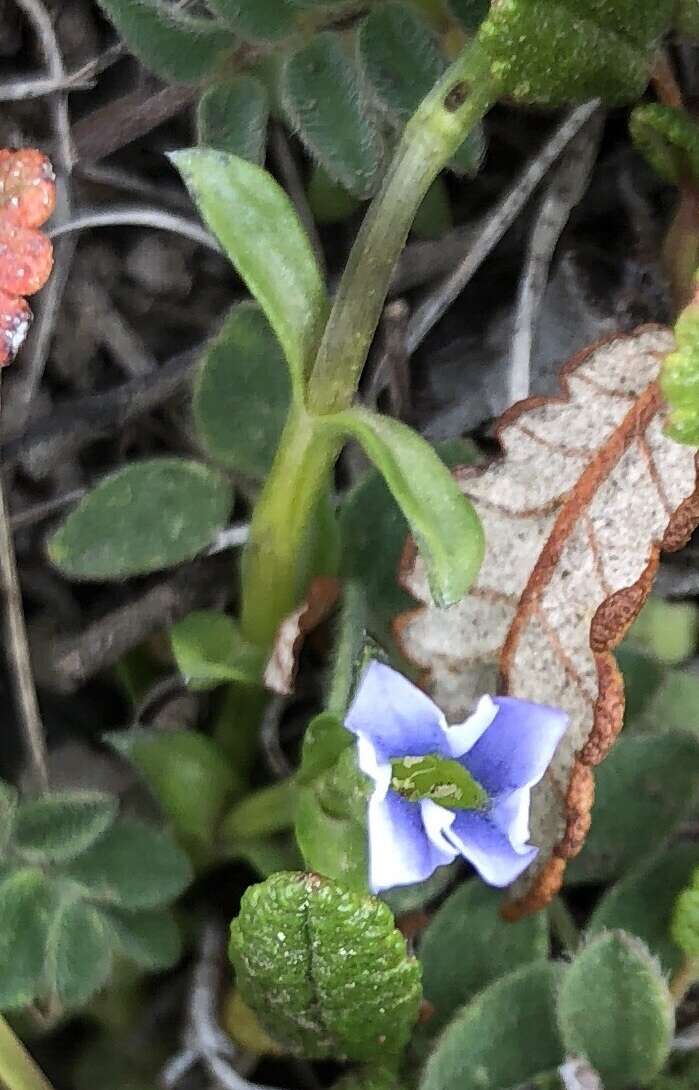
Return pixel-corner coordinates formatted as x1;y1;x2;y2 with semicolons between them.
395;327;699;918
264;576;340;695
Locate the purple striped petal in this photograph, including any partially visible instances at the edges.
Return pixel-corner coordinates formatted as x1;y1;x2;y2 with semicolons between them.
345;661;448;761
440;806;538;887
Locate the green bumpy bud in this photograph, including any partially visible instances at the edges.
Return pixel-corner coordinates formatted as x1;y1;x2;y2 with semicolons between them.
390;754;488;810
672;876;699;957
477;0;674;106
630;104;699;186
662;275;699;445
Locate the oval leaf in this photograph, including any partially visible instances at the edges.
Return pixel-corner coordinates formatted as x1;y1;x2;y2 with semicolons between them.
282;33;384;199
557;931;673;1089
229;872;421;1060
0;869;58;1010
327;407;484;607
170;148;327;390
48;458;232;580
170;609;264;689
197;76;269;163
206;0;298;41
193;303;291;478
101;906;182;971
396;328;699;915
96;0;234;81
65;818;192;910
419;880;549;1032
46;898;112;1009
419;961;564;1090
14;792;118;864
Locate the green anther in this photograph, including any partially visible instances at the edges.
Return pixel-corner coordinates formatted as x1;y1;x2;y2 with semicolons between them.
390;754;488;810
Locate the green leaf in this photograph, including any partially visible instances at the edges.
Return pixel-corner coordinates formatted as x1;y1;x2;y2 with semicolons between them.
630;104;699;187
662;278;699;445
419;961;565;1090
628;597;698;665
307;164;361;225
380;863;458;917
447;0;490;32
197;76;269;164
193;303;291;479
14;792;117;864
46;898;112;1009
326;408;484;608
229;872;422;1061
478;0;674;106
66;818;193;910
170;610;264;690
0;869;58;1010
101;906;182;971
206;0;298;41
419;881;549;1032
675;0;699;38
96;0;234;81
358;4;483;177
221;779;296;842
295;746;370;892
172;148;327;390
106;727;239;860
0;781;18;859
390;754;487;809
297;711;353;786
413;179;453;240
557;931;673;1089
282;33;384;199
566;731;699;884
48;458;232;581
672;886;699;957
616;645;665;725
589;844;698;974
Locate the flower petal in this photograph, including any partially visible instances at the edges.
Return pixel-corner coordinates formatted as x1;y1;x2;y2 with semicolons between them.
443;808;538;887
368;790;456;893
490;786;531;850
356;733;391;798
462;697;568;795
444;695;499;758
345;661;448;761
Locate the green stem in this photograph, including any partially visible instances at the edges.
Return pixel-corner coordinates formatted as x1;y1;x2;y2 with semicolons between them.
0;1016;55;1090
326;581;368;718
307;42;497;414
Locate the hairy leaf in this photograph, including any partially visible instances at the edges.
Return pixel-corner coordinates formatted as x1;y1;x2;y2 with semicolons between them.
193;303;291;479
170;610;264;689
419;881;548;1031
419;961;564;1090
197;76;269;163
48;458;232;580
101;906;182;970
206;0;298;41
589;845;699;974
557;931;673;1089
295;747;370;892
282;33;384;199
229;872;421;1060
662;278;699;444
96;0;234;81
0;781;18;858
396;328;699;915
565;731;699;884
630;104;699;187
172;148;327;390
14;792;117;864
46;898;112;1008
66;818;192;910
0;869;58;1010
327;408;484;608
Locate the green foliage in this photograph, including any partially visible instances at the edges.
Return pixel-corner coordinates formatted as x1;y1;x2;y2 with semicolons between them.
413;179;453;240
295;747;370;891
48;458;232;581
326;409;484;608
66;817;192;911
46;898;113;1009
419;881;549;1032
390;754;487;809
207;0;299;42
297;711;354;786
221;779;296;840
565;731;699;884
229;872;422;1061
282;34;384;199
662;276;699;445
671;885;699;957
419;961;565;1090
616;645;665;725
172;148;328;391
95;0;234;81
557;931;674;1089
674;0;699;38
358;3;484;176
170;610;264;690
0;869;57;1009
630;104;699;187
0;782;17;858
106;727;240;861
307;165;361;225
14;793;117;864
477;0;674;105
102;906;182;971
628;597;698;665
193;303;291;480
589;844;699;974
447;0;490;32
197;77;270;164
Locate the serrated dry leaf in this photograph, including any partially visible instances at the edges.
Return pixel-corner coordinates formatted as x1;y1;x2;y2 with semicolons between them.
395;327;699;918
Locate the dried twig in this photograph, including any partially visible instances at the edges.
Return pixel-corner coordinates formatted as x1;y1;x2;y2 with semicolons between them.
160;922;282;1090
72;84;198;164
48;206;221;253
405;100;602;355
508;110;603;405
0;69;94;101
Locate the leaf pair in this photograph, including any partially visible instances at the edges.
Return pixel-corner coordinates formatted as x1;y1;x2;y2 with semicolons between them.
0;786;191;1011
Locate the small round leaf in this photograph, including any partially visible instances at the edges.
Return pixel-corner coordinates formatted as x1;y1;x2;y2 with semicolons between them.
14;792;118;864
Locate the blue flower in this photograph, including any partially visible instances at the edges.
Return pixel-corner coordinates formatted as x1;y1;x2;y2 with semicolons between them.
344;661;568;893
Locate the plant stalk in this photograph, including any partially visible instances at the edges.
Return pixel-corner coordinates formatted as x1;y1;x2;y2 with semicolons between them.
0;1016;55;1090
